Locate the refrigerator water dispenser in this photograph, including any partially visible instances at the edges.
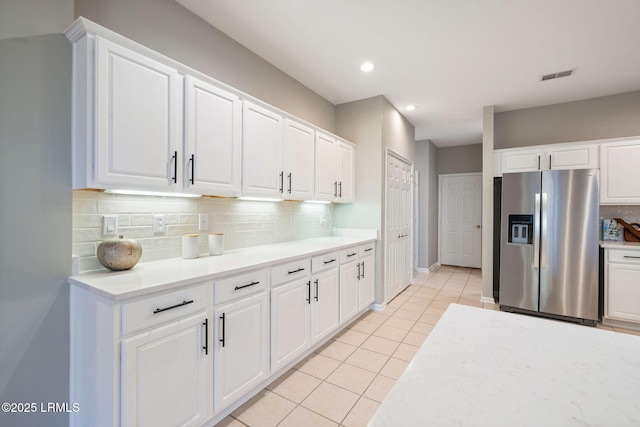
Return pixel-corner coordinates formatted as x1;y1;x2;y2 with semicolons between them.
507;214;533;244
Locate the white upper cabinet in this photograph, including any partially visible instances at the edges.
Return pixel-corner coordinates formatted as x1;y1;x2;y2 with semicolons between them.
283;119;315;200
496;142;599;176
315;132;338;201
93;36;182;191
184;76;242;196
547;144;598;170
601;140;640;204
242;102;284;198
336;140;355;202
67;19;357;202
315;132;355;203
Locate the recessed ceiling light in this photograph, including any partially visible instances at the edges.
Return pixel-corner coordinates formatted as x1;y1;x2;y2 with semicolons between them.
360;62;375;72
405;105;417;111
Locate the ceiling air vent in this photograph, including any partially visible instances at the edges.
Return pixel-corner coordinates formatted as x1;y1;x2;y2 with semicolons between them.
541;69;575;82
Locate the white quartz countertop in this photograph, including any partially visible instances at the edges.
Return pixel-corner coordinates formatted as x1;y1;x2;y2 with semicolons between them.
370;304;640;427
69;235;376;300
600;240;640;250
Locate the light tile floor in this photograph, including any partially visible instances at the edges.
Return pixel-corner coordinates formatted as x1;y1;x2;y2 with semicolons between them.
216;266;640;427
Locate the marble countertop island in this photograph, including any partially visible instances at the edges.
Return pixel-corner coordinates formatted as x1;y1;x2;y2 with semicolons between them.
370;304;640;427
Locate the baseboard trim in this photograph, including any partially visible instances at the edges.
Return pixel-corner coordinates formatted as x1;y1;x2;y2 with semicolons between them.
371;302;387;312
414;262;441;274
480;296;496;304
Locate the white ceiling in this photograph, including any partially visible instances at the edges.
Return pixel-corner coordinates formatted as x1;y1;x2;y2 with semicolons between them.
176;0;640;147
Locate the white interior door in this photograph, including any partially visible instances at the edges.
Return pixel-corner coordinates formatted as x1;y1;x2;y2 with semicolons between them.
439;173;482;268
385;151;413;302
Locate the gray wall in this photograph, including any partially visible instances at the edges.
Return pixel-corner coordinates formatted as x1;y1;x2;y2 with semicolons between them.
495;90;640;149
437;143;483;174
335;95;415;303
0;34;72;427
415;140;439;270
74;0;336;132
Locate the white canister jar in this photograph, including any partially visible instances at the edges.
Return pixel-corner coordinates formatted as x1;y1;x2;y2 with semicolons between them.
182;234;200;259
208;233;224;256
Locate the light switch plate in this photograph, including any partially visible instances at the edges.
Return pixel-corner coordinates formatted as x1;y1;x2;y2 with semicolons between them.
198;214;209;231
102;215;117;236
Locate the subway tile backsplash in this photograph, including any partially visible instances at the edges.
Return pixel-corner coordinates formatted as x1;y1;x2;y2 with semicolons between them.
73;191;334;273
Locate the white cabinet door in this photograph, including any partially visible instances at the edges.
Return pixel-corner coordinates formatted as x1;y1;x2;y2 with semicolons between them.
311;268;340;343
315;132;337;202
548;144;598;170
501;149;543;174
607;262;640;322
121;312;211;427
336;140;355;203
95;37;182;191
214;292;269;412
339;262;359;324
359;255;375;311
242;102;284;198
184;76;241;196
600;141;640;204
271;279;311;371
284;119;315;201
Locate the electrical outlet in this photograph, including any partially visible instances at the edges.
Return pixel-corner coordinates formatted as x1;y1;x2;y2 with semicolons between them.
153;215;165;234
102;215;117;236
198;214;209;231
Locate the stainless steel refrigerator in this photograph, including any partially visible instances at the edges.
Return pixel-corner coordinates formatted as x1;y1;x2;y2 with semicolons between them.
499;169;600;324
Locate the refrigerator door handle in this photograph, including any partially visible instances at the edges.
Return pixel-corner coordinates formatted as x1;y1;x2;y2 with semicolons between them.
533;193;541;269
540;193;548;268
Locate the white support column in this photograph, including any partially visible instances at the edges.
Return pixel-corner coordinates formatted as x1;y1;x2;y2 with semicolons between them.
481;106;495;304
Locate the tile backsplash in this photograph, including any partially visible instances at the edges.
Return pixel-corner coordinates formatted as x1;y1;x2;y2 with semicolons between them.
600;205;640;224
73;191;334;273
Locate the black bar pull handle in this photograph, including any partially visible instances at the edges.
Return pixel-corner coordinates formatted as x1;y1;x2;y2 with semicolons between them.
323;258;336;265
153;299;194;314
624;255;640;259
365;248;373;252
288;267;305;274
357;263;361;280
189;154;195;184
288;173;292;194
537;155;541;171
361;261;365;279
306;280;311;304
314;279;319;301
334;181;338;197
203;318;209;355
234;281;260;291
219;313;226;348
347;252;357;258
279;171;284;193
339;181;342;198
171;151;178;183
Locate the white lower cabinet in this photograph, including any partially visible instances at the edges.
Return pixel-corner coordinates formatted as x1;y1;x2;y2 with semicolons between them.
70;240;377;427
121;312;211;427
339;244;376;323
339;260;360;324
605;249;640;324
213;270;270;413
271;278;312;371
359;249;376;311
311;262;340;343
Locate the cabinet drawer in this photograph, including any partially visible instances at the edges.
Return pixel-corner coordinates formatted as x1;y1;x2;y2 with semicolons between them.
311;251;339;272
122;283;210;335
215;269;268;304
608;249;640;265
340;247;360;264
359;243;375;258
271;258;310;287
